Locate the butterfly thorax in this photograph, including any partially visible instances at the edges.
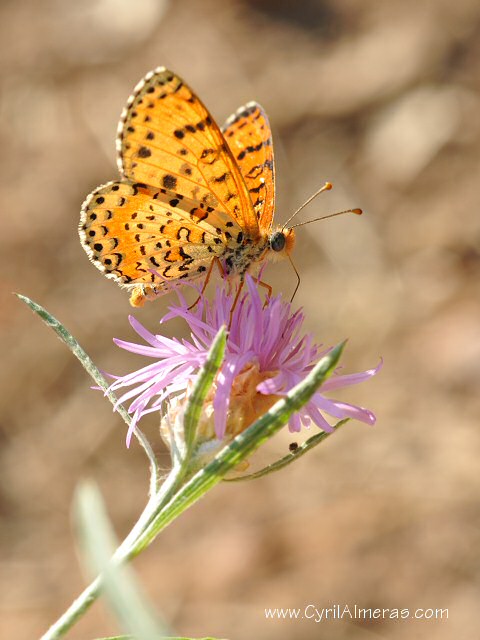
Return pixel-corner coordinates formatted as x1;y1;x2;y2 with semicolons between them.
224;227;295;277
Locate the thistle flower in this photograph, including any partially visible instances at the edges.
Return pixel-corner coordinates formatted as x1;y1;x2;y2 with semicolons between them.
110;277;380;447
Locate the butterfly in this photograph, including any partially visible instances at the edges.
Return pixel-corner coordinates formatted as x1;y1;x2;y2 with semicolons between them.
79;68;301;306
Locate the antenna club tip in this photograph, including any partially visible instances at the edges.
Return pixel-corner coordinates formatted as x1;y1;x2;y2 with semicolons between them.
352;208;363;215
325;182;333;190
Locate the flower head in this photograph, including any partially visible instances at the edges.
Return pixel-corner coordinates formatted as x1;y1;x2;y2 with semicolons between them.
110;277;380;447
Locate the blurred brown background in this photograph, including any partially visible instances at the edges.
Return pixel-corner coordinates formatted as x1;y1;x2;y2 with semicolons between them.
1;0;480;638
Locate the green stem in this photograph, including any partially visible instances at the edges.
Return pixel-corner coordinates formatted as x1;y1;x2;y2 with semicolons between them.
40;342;345;639
40;577;101;640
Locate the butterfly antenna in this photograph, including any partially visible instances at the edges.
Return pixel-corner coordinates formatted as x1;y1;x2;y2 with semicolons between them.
289;207;362;229
282;182;333;230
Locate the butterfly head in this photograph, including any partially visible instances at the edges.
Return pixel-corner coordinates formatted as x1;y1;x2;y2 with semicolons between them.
269;227;296;259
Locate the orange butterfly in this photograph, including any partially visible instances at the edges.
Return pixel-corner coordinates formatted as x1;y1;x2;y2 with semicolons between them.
79;68;343;306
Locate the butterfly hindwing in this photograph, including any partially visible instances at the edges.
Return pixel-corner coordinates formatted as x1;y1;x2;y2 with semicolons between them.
222;102;275;232
79;180;242;289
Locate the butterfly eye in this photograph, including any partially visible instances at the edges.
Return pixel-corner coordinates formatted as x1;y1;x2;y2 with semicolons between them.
270;231;286;252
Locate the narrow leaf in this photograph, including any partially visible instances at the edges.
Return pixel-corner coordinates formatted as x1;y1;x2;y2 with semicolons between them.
75;481;171;640
183;326;226;456
16;294;159;494
224;419;349;482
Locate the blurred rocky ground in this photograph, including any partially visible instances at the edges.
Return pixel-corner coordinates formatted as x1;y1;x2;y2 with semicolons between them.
1;0;480;638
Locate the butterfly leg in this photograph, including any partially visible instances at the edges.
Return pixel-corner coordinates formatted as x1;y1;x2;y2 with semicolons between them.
287;255;301;303
246;276;272;308
247;264;273;302
253;278;272;301
187;257;225;310
228;280;245;329
227;275;272;326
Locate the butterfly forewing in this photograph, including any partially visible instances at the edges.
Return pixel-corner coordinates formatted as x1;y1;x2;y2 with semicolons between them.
117;67;259;237
222;102;275;232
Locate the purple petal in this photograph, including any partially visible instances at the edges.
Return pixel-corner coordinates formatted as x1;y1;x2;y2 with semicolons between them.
288;412;303;433
313;394;376;425
108;273;379;447
321;359;383;391
128;315;160;346
303;401;335;432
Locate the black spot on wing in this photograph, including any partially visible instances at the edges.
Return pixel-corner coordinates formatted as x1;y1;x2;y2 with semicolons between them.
237;140;268;161
162;174;177;190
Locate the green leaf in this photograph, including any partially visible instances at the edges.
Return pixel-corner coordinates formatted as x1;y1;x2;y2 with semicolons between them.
74;481;171;640
223;419;349;482
16;294;160;495
182;326;226;459
155;326;227;512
